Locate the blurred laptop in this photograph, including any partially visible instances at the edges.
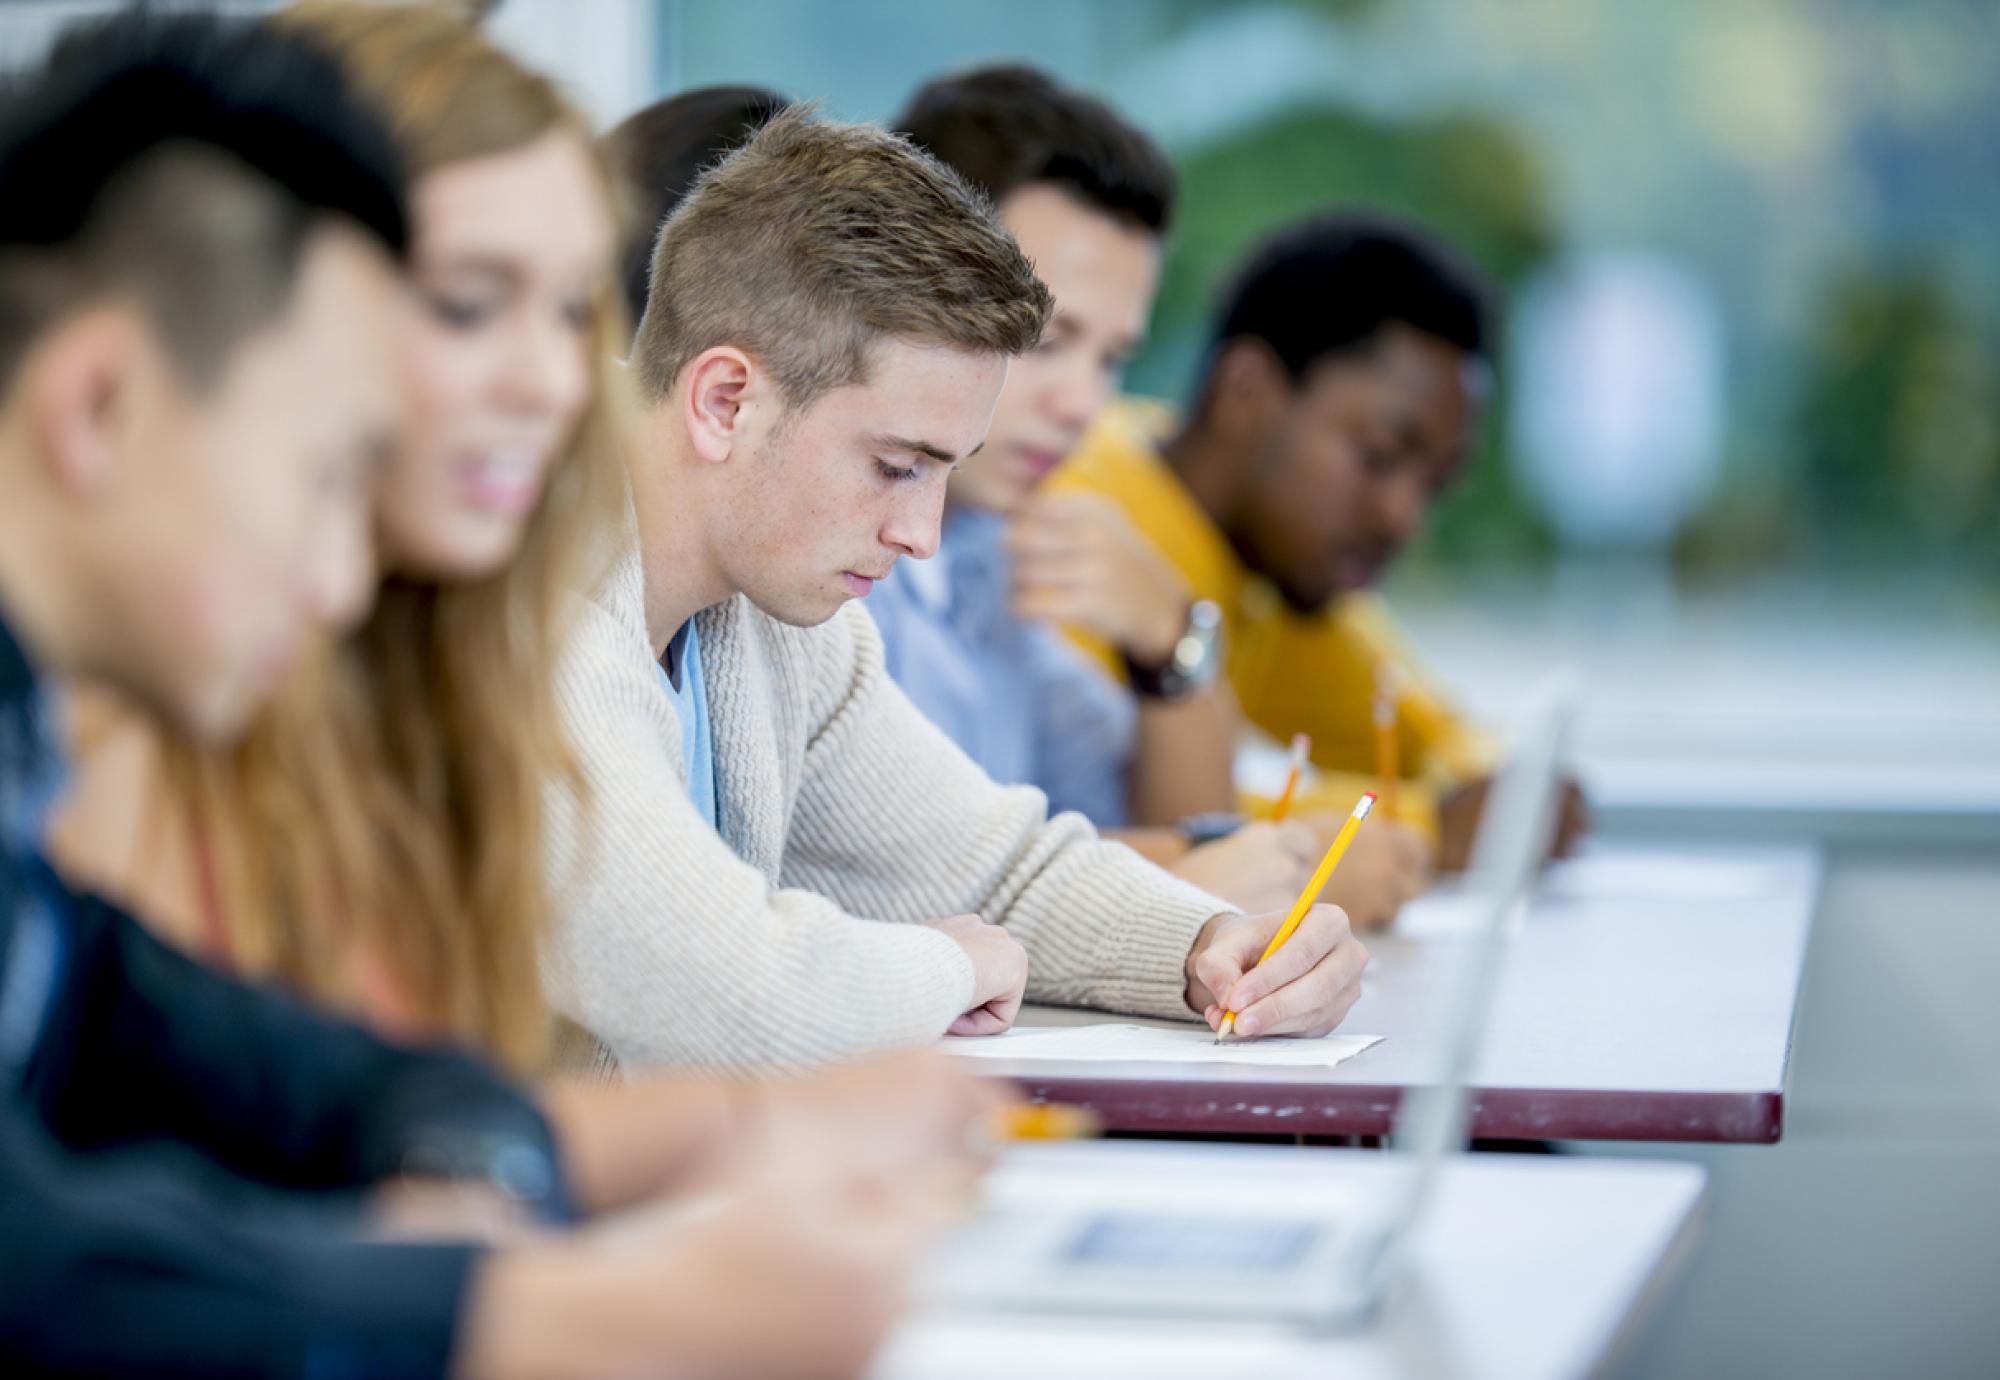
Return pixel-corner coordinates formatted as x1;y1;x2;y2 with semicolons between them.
923;675;1579;1329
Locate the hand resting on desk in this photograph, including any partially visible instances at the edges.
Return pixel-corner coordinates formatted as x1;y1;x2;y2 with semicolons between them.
926;914;1029;1035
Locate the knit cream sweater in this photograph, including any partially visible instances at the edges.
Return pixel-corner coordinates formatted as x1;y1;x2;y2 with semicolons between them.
545;541;1233;1076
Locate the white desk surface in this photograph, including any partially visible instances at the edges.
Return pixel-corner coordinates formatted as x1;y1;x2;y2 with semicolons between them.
967;844;1822;1142
874;1142;1708;1380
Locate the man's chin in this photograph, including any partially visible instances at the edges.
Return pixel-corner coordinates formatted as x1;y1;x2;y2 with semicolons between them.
1305;554;1393;608
1276;572;1375;614
749;589;850;630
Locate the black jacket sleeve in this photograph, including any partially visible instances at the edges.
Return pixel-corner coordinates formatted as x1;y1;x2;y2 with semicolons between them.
0;1111;480;1378
21;855;566;1205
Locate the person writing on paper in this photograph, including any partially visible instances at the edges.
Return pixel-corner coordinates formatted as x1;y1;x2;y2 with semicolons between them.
601;71;1313;915
857;65;1324;920
1048;213;1589;870
549;109;1371;1073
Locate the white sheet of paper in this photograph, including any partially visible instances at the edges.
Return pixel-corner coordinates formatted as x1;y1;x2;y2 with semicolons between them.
941;1023;1381;1068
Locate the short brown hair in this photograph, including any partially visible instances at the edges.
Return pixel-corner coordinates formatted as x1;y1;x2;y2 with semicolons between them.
631;105;1052;406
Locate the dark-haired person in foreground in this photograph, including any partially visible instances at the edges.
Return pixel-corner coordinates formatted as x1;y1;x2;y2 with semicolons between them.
602;82;787;329
1049;212;1589;868
0;15;969;1378
873;65;1428;924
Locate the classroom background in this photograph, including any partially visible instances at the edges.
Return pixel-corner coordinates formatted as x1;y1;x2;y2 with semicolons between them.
6;0;1995;1374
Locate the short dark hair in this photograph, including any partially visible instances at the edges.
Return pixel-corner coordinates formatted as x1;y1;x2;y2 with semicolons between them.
1210;212;1490;388
897;63;1174;236
602;84;788;329
0;10;409;391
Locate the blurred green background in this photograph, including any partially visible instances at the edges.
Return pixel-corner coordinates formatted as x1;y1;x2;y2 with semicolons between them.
662;0;2000;584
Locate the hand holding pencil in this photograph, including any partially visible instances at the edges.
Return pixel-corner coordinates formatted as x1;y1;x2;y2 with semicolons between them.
1183;791;1376;1043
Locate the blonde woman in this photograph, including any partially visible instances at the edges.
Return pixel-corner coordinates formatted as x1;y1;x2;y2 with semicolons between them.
59;1;626;1071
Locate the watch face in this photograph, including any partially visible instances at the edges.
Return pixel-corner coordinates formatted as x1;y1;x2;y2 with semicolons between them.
1174;602;1222;677
1129;600;1223;700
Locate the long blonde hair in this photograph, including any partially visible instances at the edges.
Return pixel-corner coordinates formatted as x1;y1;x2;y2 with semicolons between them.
176;2;628;1071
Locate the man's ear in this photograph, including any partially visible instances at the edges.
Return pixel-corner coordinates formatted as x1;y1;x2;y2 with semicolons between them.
28;309;154;501
680;345;759;466
1203;337;1289;444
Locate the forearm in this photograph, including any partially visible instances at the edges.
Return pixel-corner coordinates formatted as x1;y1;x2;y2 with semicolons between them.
1126;681;1239;825
1;1123;478;1379
1100;826;1190;869
549;876;975;1075
40;877;554;1191
538;1075;738;1217
454;1241;675;1380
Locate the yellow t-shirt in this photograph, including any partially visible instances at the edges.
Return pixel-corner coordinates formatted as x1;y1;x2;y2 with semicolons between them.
1044;398;1496;840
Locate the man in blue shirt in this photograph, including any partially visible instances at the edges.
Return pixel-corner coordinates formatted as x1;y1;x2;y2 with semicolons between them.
876;67;1321;912
656;621;719;827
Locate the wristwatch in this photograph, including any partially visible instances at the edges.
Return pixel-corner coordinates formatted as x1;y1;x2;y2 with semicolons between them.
401;1129;573;1225
1175;811;1248;847
1125;599;1223;702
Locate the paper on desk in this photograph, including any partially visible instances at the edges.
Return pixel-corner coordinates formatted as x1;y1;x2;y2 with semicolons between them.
941;1023;1381;1068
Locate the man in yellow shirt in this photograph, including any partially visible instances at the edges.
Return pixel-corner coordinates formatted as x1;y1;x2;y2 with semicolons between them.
1049;212;1587;868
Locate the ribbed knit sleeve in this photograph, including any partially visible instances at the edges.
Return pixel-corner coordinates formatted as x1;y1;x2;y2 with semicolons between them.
543;557;977;1076
782;604;1232;1022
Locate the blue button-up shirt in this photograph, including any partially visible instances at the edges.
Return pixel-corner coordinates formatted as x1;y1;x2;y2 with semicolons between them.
654;619;718;830
0;614;68;1089
869;507;1137;827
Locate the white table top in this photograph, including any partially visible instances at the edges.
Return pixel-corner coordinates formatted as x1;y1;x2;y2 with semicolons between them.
965;844;1823;1142
874;1142;1708;1380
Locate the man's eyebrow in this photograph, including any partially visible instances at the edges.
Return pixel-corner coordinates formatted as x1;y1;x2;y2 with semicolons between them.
871;432;962;465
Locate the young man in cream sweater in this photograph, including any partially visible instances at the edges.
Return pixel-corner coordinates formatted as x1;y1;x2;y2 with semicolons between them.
549;109;1370;1075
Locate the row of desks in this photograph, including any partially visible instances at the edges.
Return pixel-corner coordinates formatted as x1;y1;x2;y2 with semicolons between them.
988;844;1821;1144
891;843;1822;1380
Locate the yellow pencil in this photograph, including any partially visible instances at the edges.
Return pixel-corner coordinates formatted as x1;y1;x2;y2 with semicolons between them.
1373;665;1400;819
982;1103;1103;1143
1216;790;1377;1043
1270;732;1311;823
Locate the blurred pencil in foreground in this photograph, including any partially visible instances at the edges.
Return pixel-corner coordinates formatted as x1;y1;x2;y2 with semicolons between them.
1270;732;1311;822
1373;664;1400;819
981;1103;1104;1145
